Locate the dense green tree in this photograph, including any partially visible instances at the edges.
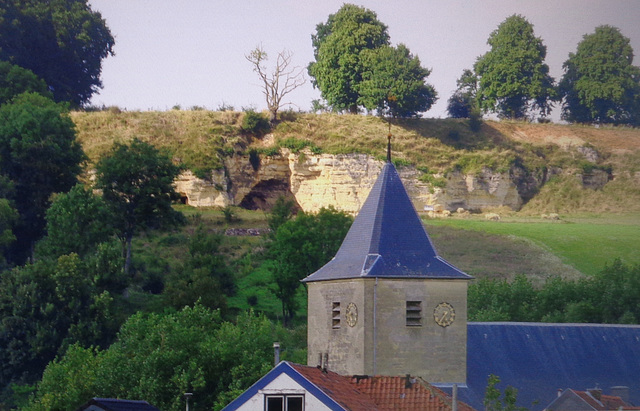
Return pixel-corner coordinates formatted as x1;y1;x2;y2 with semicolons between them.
0;61;52;105
0;254;117;392
26;306;275;411
308;4;390;113
0;198;17;269
474;15;556;119
36;184;114;260
163;225;235;311
559;25;640;125
268;206;352;324
469;260;640;324
0;93;85;264
0;0;114;106
357;44;437;118
95;138;183;275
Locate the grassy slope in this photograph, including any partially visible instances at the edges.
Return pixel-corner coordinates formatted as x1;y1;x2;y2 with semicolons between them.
426;214;640;277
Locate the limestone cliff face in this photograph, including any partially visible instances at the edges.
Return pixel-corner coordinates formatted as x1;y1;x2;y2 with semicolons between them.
426;168;523;212
175;152;537;213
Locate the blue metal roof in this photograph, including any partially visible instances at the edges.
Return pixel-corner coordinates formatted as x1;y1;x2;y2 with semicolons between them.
444;323;640;411
303;162;471;282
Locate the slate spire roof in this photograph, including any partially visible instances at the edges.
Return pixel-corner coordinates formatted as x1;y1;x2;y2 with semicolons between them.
303;160;471;282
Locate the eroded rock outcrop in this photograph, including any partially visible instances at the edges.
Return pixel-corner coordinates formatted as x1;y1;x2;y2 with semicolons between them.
174;149;612;214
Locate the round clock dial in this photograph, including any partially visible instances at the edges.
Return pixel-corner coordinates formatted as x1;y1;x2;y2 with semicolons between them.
433;302;455;327
345;302;358;327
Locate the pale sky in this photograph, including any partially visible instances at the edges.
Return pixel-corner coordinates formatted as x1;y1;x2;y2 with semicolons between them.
88;0;640;119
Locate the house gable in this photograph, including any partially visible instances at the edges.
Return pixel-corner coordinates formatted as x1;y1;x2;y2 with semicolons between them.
222;361;352;411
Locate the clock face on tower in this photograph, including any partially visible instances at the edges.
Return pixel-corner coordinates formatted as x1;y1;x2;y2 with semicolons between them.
433;302;455;327
345;302;358;327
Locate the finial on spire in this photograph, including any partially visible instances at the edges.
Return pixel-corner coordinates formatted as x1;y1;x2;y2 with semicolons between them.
386;121;392;163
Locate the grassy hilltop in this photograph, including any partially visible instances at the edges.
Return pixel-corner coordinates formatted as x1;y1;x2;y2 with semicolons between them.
70;110;640;316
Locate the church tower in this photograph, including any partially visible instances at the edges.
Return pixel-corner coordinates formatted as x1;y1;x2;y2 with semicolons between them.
302;156;472;384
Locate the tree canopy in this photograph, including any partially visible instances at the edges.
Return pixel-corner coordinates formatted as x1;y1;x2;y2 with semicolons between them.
0;62;52;105
0;254;118;392
95;139;183;275
25;306;275;411
0;0;114;107
474;14;556;120
308;4;437;117
36;184;114;260
559;25;640;125
308;4;390;113
0;93;85;264
357;44;437;118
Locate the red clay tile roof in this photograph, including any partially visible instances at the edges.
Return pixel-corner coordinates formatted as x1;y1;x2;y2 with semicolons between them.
289;363;381;411
572;390;640;410
290;363;476;411
350;375;476;411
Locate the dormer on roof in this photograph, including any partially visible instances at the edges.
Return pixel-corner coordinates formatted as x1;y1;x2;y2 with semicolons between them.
303;160;471;282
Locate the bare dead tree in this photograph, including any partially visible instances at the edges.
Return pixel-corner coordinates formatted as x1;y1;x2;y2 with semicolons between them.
246;45;306;123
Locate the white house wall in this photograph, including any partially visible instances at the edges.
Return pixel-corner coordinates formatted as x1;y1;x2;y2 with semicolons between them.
233;373;334;411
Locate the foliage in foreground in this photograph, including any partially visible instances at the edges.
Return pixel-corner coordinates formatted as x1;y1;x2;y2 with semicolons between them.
484;374;527;411
0;252;123;393
25;306;278;411
469;260;640;324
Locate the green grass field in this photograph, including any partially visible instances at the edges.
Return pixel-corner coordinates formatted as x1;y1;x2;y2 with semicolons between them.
425;214;640;277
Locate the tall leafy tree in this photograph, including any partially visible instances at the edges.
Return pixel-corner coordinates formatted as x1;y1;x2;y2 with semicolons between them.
95;139;183;275
559;25;640;125
474;15;556;119
0;0;114;106
0;62;52;105
0;93;85;264
357;44;437;118
308;4;390;113
268;207;352;324
36;184;114;259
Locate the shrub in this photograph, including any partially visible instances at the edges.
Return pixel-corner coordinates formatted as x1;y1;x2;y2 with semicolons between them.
241;110;271;135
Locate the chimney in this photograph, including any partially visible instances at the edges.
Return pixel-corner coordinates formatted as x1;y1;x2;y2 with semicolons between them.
588;387;602;401
273;342;280;366
557;389;563;398
405;374;412;389
317;353;323;369
322;352;328;373
610;386;630;403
